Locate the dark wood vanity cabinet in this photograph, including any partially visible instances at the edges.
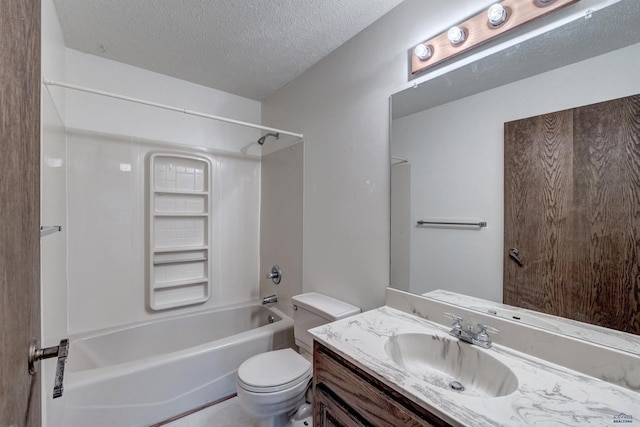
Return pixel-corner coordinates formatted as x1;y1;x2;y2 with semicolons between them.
313;341;452;427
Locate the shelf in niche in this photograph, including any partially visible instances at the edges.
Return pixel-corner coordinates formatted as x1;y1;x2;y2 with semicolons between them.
154;192;207;215
154;243;207;251
152;283;209;310
153;216;207;249
149;152;212;311
153;278;208;290
154;189;208;195
153;257;208;266
153;213;209;217
153;245;208;253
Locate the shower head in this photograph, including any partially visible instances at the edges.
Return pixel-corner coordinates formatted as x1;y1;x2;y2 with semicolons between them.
257;132;280;145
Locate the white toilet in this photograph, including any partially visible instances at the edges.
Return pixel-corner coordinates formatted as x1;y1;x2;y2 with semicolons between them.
236;292;360;427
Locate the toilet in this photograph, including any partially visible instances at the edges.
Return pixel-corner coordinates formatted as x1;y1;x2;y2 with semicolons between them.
236;292;360;426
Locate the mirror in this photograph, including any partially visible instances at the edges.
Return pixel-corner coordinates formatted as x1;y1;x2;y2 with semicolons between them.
389;0;640;354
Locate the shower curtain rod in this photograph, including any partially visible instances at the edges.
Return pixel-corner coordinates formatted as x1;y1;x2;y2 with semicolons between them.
43;78;304;139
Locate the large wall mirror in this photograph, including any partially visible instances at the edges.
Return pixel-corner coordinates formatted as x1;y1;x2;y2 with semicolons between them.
389;0;640;354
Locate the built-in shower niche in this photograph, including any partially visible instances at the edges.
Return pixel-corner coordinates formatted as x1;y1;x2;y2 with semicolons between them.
149;153;212;310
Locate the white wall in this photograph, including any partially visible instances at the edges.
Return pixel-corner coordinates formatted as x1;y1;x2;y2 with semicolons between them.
42;43;266;338
63;49;262;154
63;130;261;334
55;51;264;334
41;0;66;117
42;12;268;336
260;142;304;318
390;162;410;292
41;0;68;341
391;42;640;300
41;95;67;343
41;0;68;424
42;5;266;419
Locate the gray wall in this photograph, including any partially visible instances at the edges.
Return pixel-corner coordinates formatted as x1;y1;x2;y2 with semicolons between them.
259;0;514;311
260;142;304;317
261;0;634;311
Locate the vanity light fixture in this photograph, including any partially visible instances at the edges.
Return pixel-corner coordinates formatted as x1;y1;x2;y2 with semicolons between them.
414;43;433;61
410;0;580;75
487;3;508;26
447;26;466;46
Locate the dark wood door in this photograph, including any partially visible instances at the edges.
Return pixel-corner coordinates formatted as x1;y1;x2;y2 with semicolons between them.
504;95;640;335
572;96;640;332
504;109;574;318
0;0;42;425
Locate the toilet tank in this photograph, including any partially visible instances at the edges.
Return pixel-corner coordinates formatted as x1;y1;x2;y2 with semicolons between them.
292;292;360;355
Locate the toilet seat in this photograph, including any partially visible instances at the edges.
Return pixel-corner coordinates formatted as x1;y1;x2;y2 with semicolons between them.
237;348;311;393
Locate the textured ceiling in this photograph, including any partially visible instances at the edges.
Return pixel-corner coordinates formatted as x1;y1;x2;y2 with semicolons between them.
52;0;405;100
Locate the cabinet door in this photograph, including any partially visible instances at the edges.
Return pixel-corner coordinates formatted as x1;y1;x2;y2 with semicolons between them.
316;386;369;427
314;342;450;427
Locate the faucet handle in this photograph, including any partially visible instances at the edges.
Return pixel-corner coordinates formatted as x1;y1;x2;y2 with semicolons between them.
445;313;464;328
475;323;499;348
477;323;499;334
265;265;282;284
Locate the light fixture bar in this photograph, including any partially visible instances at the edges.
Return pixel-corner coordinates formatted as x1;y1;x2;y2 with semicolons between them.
411;0;580;75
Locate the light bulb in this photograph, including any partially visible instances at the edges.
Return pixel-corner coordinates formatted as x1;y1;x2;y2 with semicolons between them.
487;3;507;26
447;26;466;46
414;44;432;61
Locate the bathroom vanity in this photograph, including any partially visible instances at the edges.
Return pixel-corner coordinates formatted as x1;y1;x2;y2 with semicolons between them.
314;341;450;426
310;289;640;427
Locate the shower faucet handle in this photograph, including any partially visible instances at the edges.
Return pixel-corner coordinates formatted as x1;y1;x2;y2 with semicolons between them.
265;265;282;284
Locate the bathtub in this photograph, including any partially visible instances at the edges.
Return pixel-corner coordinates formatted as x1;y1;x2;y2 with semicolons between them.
47;302;294;427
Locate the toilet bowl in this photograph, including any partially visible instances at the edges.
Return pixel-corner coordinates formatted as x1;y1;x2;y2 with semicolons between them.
236;348;311;419
236;292;360;427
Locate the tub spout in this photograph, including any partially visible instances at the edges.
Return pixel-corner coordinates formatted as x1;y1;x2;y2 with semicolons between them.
262;294;278;305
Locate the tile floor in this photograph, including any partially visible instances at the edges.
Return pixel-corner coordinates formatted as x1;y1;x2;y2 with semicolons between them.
164;397;313;427
164;397;262;427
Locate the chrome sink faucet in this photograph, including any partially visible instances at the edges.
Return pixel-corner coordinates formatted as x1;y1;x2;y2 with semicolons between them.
448;314;495;349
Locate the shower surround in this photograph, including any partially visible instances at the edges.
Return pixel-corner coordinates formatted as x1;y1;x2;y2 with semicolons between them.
41;47;268;425
63;129;261;334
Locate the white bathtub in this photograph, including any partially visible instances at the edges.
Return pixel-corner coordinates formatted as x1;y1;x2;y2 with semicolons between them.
47;302;294;427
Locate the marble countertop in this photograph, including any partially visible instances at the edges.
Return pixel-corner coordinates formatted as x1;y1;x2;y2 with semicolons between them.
310;306;640;427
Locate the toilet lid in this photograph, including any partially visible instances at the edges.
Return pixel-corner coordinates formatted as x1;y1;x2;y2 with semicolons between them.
238;348;311;393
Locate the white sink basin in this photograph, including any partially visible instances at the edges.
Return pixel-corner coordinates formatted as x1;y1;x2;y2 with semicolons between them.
385;333;518;398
